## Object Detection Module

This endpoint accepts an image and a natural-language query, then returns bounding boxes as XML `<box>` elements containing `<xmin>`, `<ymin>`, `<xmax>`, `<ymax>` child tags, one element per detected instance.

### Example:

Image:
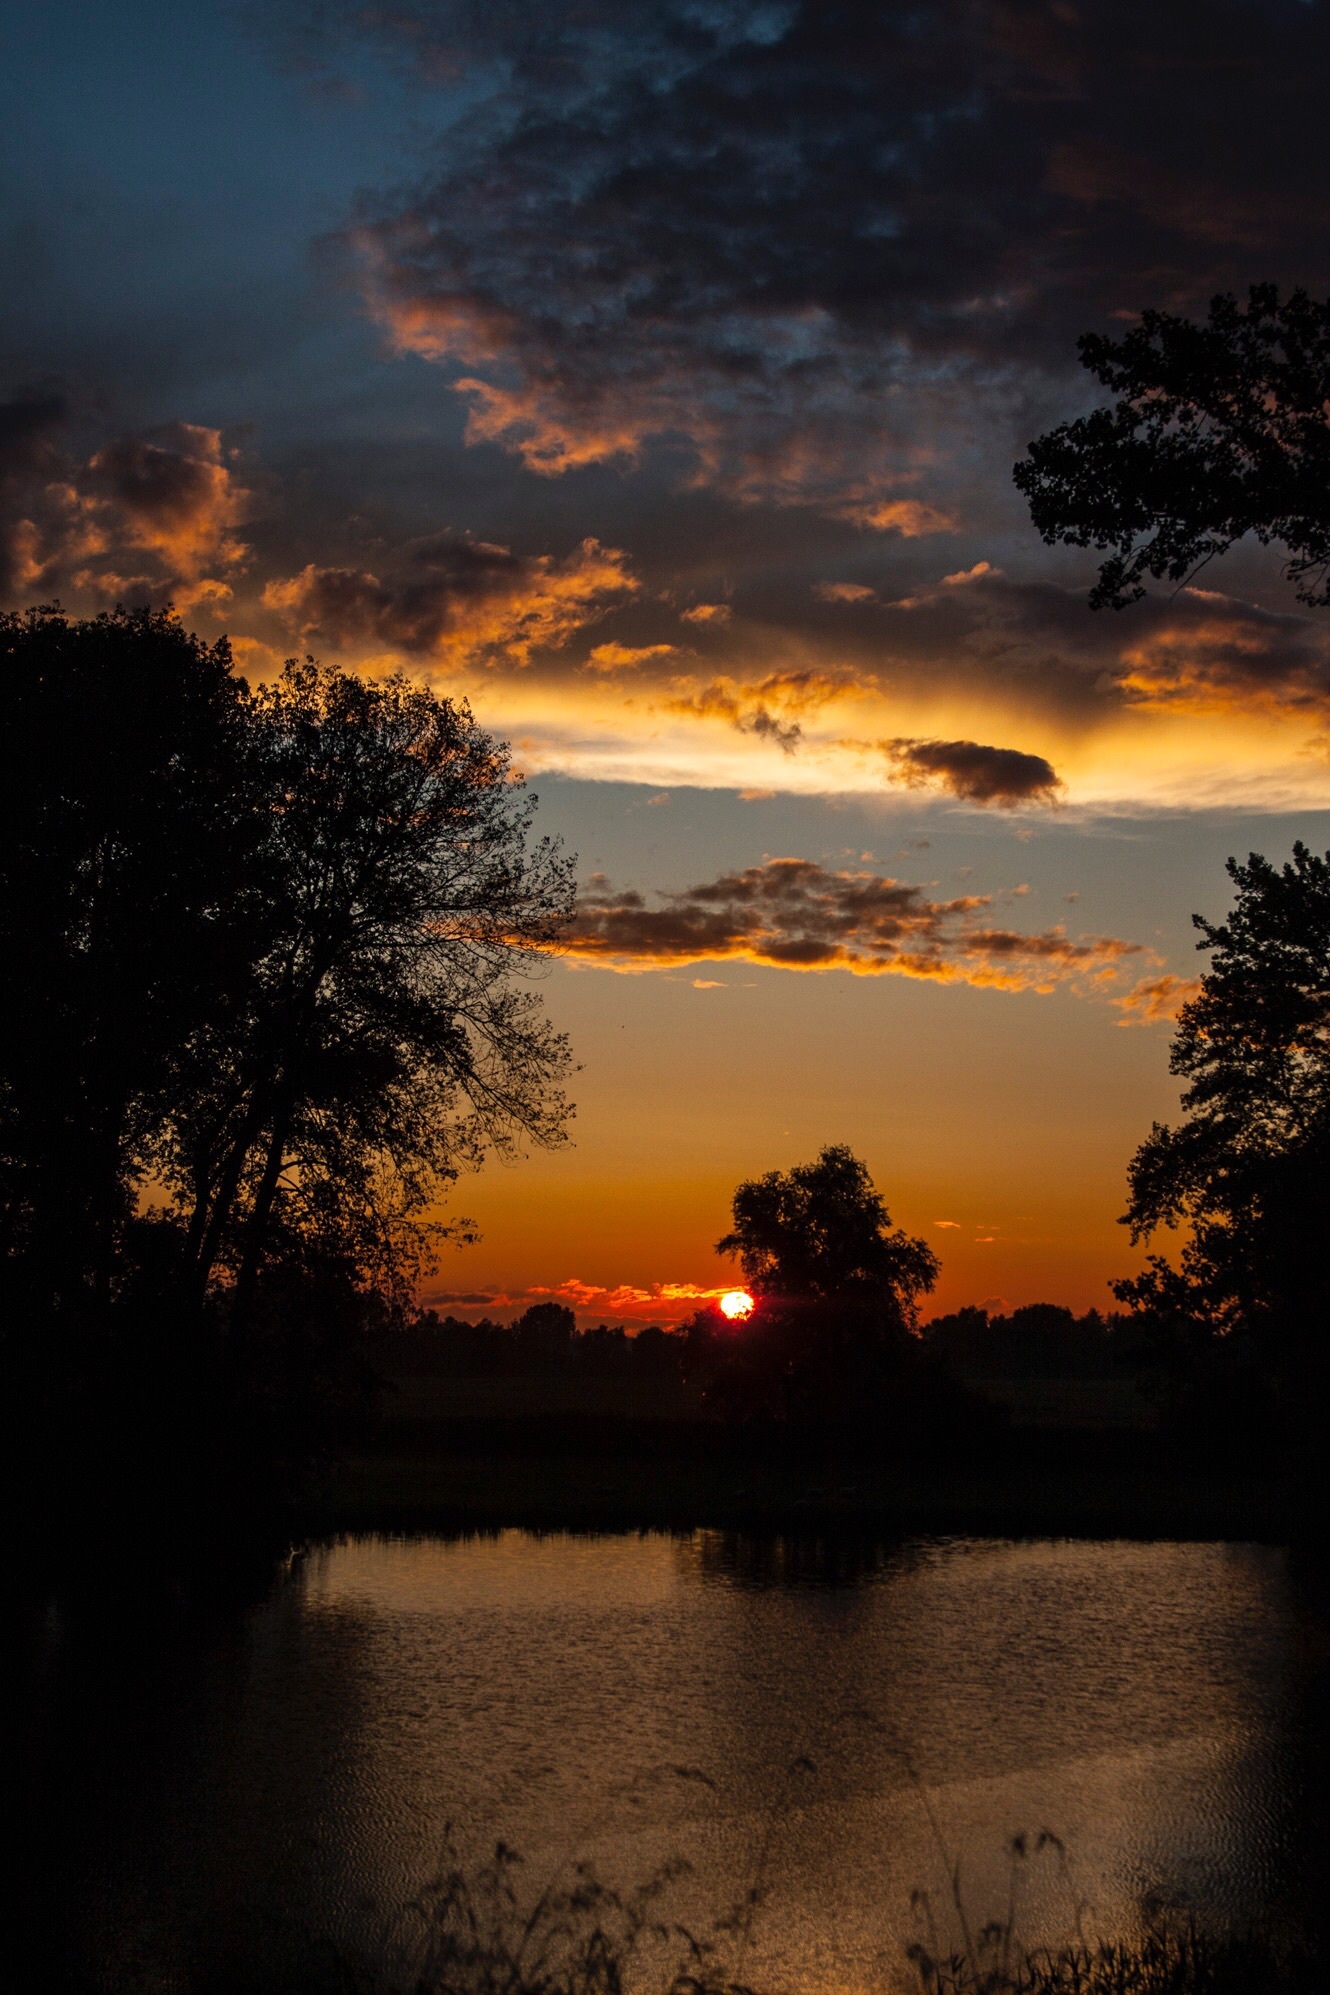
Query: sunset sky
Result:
<box><xmin>5</xmin><ymin>0</ymin><xmax>1329</xmax><ymax>1320</ymax></box>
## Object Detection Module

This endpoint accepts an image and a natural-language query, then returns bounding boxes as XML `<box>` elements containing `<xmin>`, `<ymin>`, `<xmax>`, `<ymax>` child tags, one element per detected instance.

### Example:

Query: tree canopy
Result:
<box><xmin>1114</xmin><ymin>843</ymin><xmax>1330</xmax><ymax>1406</ymax></box>
<box><xmin>1014</xmin><ymin>285</ymin><xmax>1330</xmax><ymax>609</ymax></box>
<box><xmin>0</xmin><ymin>604</ymin><xmax>253</xmax><ymax>1330</ymax></box>
<box><xmin>690</xmin><ymin>1145</ymin><xmax>940</xmax><ymax>1425</ymax></box>
<box><xmin>164</xmin><ymin>656</ymin><xmax>574</xmax><ymax>1318</ymax></box>
<box><xmin>717</xmin><ymin>1142</ymin><xmax>938</xmax><ymax>1321</ymax></box>
<box><xmin>0</xmin><ymin>606</ymin><xmax>575</xmax><ymax>1467</ymax></box>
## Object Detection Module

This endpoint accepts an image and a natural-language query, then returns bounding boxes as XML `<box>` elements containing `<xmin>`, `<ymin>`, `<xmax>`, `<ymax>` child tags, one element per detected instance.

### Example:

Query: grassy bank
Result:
<box><xmin>306</xmin><ymin>1392</ymin><xmax>1292</xmax><ymax>1543</ymax></box>
<box><xmin>275</xmin><ymin>1832</ymin><xmax>1318</xmax><ymax>1995</ymax></box>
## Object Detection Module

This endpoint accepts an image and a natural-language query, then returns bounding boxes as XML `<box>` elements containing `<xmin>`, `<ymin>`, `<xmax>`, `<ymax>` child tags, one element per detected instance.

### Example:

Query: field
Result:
<box><xmin>376</xmin><ymin>1369</ymin><xmax>1157</xmax><ymax>1432</ymax></box>
<box><xmin>310</xmin><ymin>1365</ymin><xmax>1282</xmax><ymax>1544</ymax></box>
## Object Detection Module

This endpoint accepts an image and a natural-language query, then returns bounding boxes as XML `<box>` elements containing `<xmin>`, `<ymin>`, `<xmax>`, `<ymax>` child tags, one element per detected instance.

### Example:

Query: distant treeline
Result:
<box><xmin>923</xmin><ymin>1303</ymin><xmax>1136</xmax><ymax>1380</ymax></box>
<box><xmin>378</xmin><ymin>1299</ymin><xmax>1138</xmax><ymax>1385</ymax></box>
<box><xmin>378</xmin><ymin>1303</ymin><xmax>684</xmax><ymax>1379</ymax></box>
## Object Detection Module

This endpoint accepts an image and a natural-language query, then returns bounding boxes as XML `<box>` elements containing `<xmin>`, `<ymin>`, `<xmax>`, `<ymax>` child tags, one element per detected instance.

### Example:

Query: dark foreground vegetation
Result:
<box><xmin>182</xmin><ymin>1829</ymin><xmax>1319</xmax><ymax>1995</ymax></box>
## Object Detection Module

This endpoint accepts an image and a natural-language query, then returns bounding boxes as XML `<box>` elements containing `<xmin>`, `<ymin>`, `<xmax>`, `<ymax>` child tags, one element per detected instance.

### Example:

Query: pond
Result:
<box><xmin>16</xmin><ymin>1531</ymin><xmax>1322</xmax><ymax>1992</ymax></box>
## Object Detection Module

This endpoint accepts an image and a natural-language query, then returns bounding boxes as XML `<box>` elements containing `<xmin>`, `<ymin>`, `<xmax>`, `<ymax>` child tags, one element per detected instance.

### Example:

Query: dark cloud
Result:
<box><xmin>566</xmin><ymin>856</ymin><xmax>1143</xmax><ymax>991</ymax></box>
<box><xmin>263</xmin><ymin>531</ymin><xmax>637</xmax><ymax>662</ymax></box>
<box><xmin>1111</xmin><ymin>588</ymin><xmax>1330</xmax><ymax>713</ymax></box>
<box><xmin>88</xmin><ymin>429</ymin><xmax>234</xmax><ymax>543</ymax></box>
<box><xmin>0</xmin><ymin>390</ymin><xmax>67</xmax><ymax>597</ymax></box>
<box><xmin>886</xmin><ymin>737</ymin><xmax>1063</xmax><ymax>806</ymax></box>
<box><xmin>0</xmin><ymin>390</ymin><xmax>65</xmax><ymax>481</ymax></box>
<box><xmin>84</xmin><ymin>423</ymin><xmax>250</xmax><ymax>582</ymax></box>
<box><xmin>321</xmin><ymin>0</ymin><xmax>1330</xmax><ymax>509</ymax></box>
<box><xmin>872</xmin><ymin>567</ymin><xmax>1330</xmax><ymax>718</ymax></box>
<box><xmin>0</xmin><ymin>411</ymin><xmax>249</xmax><ymax>610</ymax></box>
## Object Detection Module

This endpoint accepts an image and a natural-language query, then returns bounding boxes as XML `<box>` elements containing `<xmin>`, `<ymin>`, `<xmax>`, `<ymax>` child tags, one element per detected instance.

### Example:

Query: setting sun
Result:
<box><xmin>719</xmin><ymin>1289</ymin><xmax>754</xmax><ymax>1321</ymax></box>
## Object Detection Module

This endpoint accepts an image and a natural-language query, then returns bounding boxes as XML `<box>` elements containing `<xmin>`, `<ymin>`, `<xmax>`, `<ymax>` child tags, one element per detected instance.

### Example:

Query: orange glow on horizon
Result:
<box><xmin>719</xmin><ymin>1289</ymin><xmax>754</xmax><ymax>1321</ymax></box>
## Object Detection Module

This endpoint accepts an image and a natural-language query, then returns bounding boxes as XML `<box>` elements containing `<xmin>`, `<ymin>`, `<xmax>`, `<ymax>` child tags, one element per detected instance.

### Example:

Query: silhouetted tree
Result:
<box><xmin>924</xmin><ymin>1303</ymin><xmax>1121</xmax><ymax>1381</ymax></box>
<box><xmin>1114</xmin><ymin>844</ymin><xmax>1330</xmax><ymax>1420</ymax></box>
<box><xmin>690</xmin><ymin>1145</ymin><xmax>939</xmax><ymax>1424</ymax></box>
<box><xmin>162</xmin><ymin>658</ymin><xmax>574</xmax><ymax>1332</ymax></box>
<box><xmin>512</xmin><ymin>1300</ymin><xmax>577</xmax><ymax>1366</ymax></box>
<box><xmin>0</xmin><ymin>605</ymin><xmax>253</xmax><ymax>1348</ymax></box>
<box><xmin>718</xmin><ymin>1143</ymin><xmax>939</xmax><ymax>1314</ymax></box>
<box><xmin>0</xmin><ymin>610</ymin><xmax>576</xmax><ymax>1505</ymax></box>
<box><xmin>1015</xmin><ymin>285</ymin><xmax>1330</xmax><ymax>608</ymax></box>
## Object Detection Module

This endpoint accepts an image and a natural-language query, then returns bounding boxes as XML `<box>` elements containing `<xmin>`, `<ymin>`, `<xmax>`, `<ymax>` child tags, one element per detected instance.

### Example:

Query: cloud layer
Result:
<box><xmin>566</xmin><ymin>857</ymin><xmax>1143</xmax><ymax>994</ymax></box>
<box><xmin>263</xmin><ymin>534</ymin><xmax>636</xmax><ymax>664</ymax></box>
<box><xmin>4</xmin><ymin>8</ymin><xmax>1329</xmax><ymax>815</ymax></box>
<box><xmin>423</xmin><ymin>1274</ymin><xmax>737</xmax><ymax>1325</ymax></box>
<box><xmin>333</xmin><ymin>0</ymin><xmax>1330</xmax><ymax>514</ymax></box>
<box><xmin>825</xmin><ymin>566</ymin><xmax>1330</xmax><ymax>724</ymax></box>
<box><xmin>0</xmin><ymin>398</ymin><xmax>249</xmax><ymax>612</ymax></box>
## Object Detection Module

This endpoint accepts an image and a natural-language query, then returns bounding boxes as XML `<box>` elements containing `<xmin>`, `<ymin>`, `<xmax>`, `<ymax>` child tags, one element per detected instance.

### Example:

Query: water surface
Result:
<box><xmin>20</xmin><ymin>1531</ymin><xmax>1316</xmax><ymax>1991</ymax></box>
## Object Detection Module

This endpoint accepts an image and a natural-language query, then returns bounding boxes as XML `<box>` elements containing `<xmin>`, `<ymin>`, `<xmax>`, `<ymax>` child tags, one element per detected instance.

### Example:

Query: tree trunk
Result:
<box><xmin>227</xmin><ymin>1092</ymin><xmax>294</xmax><ymax>1355</ymax></box>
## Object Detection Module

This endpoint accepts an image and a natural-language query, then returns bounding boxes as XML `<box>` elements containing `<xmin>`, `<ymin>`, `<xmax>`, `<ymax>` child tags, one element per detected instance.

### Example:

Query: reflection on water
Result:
<box><xmin>16</xmin><ymin>1531</ymin><xmax>1320</xmax><ymax>1992</ymax></box>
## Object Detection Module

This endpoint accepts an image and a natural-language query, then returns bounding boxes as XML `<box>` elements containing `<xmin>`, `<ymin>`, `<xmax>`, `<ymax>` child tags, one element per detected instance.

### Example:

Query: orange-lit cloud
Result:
<box><xmin>663</xmin><ymin>669</ymin><xmax>858</xmax><ymax>754</ymax></box>
<box><xmin>1</xmin><ymin>402</ymin><xmax>249</xmax><ymax>610</ymax></box>
<box><xmin>585</xmin><ymin>640</ymin><xmax>677</xmax><ymax>673</ymax></box>
<box><xmin>1111</xmin><ymin>972</ymin><xmax>1203</xmax><ymax>1026</ymax></box>
<box><xmin>422</xmin><ymin>1274</ymin><xmax>749</xmax><ymax>1326</ymax></box>
<box><xmin>508</xmin><ymin>1277</ymin><xmax>732</xmax><ymax>1324</ymax></box>
<box><xmin>263</xmin><ymin>534</ymin><xmax>637</xmax><ymax>665</ymax></box>
<box><xmin>1115</xmin><ymin>590</ymin><xmax>1330</xmax><ymax>715</ymax></box>
<box><xmin>453</xmin><ymin>375</ymin><xmax>648</xmax><ymax>477</ymax></box>
<box><xmin>84</xmin><ymin>423</ymin><xmax>249</xmax><ymax>580</ymax></box>
<box><xmin>840</xmin><ymin>497</ymin><xmax>959</xmax><ymax>536</ymax></box>
<box><xmin>564</xmin><ymin>857</ymin><xmax>1146</xmax><ymax>995</ymax></box>
<box><xmin>680</xmin><ymin>602</ymin><xmax>732</xmax><ymax>626</ymax></box>
<box><xmin>665</xmin><ymin>682</ymin><xmax>798</xmax><ymax>751</ymax></box>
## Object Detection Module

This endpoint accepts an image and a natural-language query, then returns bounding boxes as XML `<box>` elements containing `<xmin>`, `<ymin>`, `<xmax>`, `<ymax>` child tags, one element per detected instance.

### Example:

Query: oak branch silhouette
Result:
<box><xmin>1014</xmin><ymin>285</ymin><xmax>1330</xmax><ymax>609</ymax></box>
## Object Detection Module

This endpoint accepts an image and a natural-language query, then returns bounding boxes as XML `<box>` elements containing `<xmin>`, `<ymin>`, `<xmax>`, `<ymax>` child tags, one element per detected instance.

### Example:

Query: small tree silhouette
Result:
<box><xmin>687</xmin><ymin>1145</ymin><xmax>939</xmax><ymax>1425</ymax></box>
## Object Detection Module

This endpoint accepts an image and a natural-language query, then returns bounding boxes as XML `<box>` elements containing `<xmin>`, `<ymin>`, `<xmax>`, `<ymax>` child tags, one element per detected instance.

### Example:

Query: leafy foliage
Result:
<box><xmin>163</xmin><ymin>657</ymin><xmax>575</xmax><ymax>1318</ymax></box>
<box><xmin>1015</xmin><ymin>285</ymin><xmax>1330</xmax><ymax>608</ymax></box>
<box><xmin>0</xmin><ymin>604</ymin><xmax>252</xmax><ymax>1332</ymax></box>
<box><xmin>1114</xmin><ymin>844</ymin><xmax>1330</xmax><ymax>1411</ymax></box>
<box><xmin>717</xmin><ymin>1143</ymin><xmax>939</xmax><ymax>1318</ymax></box>
<box><xmin>0</xmin><ymin>606</ymin><xmax>575</xmax><ymax>1495</ymax></box>
<box><xmin>690</xmin><ymin>1146</ymin><xmax>941</xmax><ymax>1424</ymax></box>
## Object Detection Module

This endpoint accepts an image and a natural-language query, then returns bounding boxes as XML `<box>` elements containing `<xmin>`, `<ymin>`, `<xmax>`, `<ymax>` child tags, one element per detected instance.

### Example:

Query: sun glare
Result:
<box><xmin>719</xmin><ymin>1289</ymin><xmax>754</xmax><ymax>1321</ymax></box>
